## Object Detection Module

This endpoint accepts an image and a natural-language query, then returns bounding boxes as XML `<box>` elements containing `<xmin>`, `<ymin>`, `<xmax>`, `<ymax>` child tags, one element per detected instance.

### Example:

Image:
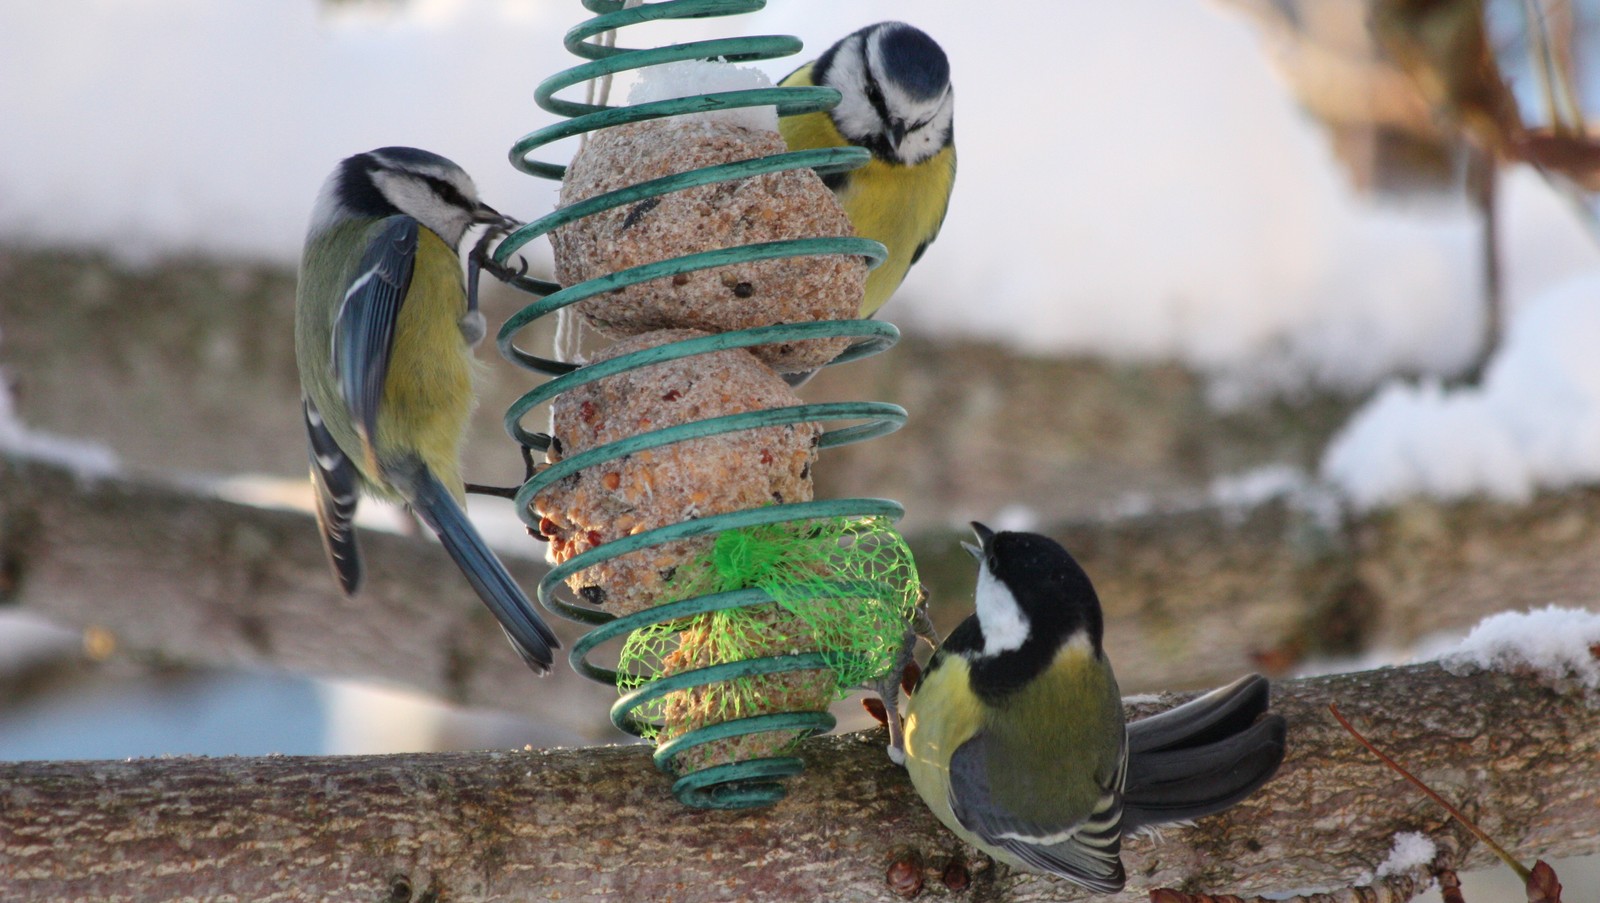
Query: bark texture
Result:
<box><xmin>1</xmin><ymin>664</ymin><xmax>1596</xmax><ymax>902</ymax></box>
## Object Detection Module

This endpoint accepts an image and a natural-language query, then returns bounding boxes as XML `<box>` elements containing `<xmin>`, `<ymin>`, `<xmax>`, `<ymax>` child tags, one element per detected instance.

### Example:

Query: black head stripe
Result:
<box><xmin>854</xmin><ymin>62</ymin><xmax>897</xmax><ymax>161</ymax></box>
<box><xmin>337</xmin><ymin>153</ymin><xmax>401</xmax><ymax>218</ymax></box>
<box><xmin>423</xmin><ymin>174</ymin><xmax>471</xmax><ymax>211</ymax></box>
<box><xmin>336</xmin><ymin>147</ymin><xmax>477</xmax><ymax>221</ymax></box>
<box><xmin>861</xmin><ymin>62</ymin><xmax>892</xmax><ymax>128</ymax></box>
<box><xmin>811</xmin><ymin>25</ymin><xmax>863</xmax><ymax>88</ymax></box>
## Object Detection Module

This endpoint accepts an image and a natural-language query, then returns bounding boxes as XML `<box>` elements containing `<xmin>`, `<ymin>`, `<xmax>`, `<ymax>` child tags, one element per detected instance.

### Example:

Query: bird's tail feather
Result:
<box><xmin>409</xmin><ymin>467</ymin><xmax>559</xmax><ymax>673</ymax></box>
<box><xmin>1128</xmin><ymin>673</ymin><xmax>1271</xmax><ymax>754</ymax></box>
<box><xmin>304</xmin><ymin>397</ymin><xmax>363</xmax><ymax>595</ymax></box>
<box><xmin>1121</xmin><ymin>673</ymin><xmax>1287</xmax><ymax>831</ymax></box>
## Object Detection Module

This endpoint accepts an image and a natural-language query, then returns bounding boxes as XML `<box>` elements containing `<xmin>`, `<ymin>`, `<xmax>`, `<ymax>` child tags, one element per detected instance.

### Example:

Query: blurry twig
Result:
<box><xmin>1523</xmin><ymin>0</ymin><xmax>1584</xmax><ymax>136</ymax></box>
<box><xmin>1330</xmin><ymin>703</ymin><xmax>1566</xmax><ymax>901</ymax></box>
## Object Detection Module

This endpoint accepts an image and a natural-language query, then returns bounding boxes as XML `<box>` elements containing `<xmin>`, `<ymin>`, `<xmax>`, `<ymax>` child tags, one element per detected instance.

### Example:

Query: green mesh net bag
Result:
<box><xmin>616</xmin><ymin>514</ymin><xmax>920</xmax><ymax>773</ymax></box>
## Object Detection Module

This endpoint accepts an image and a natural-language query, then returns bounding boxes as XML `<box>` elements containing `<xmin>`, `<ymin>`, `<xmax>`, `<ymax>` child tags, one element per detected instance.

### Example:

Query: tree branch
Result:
<box><xmin>1</xmin><ymin>663</ymin><xmax>1595</xmax><ymax>902</ymax></box>
<box><xmin>0</xmin><ymin>455</ymin><xmax>619</xmax><ymax>743</ymax></box>
<box><xmin>7</xmin><ymin>453</ymin><xmax>1600</xmax><ymax>711</ymax></box>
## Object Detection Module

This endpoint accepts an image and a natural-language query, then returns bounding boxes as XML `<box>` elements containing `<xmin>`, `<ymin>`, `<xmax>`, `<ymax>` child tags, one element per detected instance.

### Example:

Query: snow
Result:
<box><xmin>0</xmin><ymin>332</ymin><xmax>120</xmax><ymax>479</ymax></box>
<box><xmin>4</xmin><ymin>0</ymin><xmax>1598</xmax><ymax>401</ymax></box>
<box><xmin>1346</xmin><ymin>832</ymin><xmax>1437</xmax><ymax>888</ymax></box>
<box><xmin>1292</xmin><ymin>628</ymin><xmax>1469</xmax><ymax>681</ymax></box>
<box><xmin>1</xmin><ymin>1</ymin><xmax>1599</xmax><ymax>507</ymax></box>
<box><xmin>1321</xmin><ymin>272</ymin><xmax>1600</xmax><ymax>509</ymax></box>
<box><xmin>627</xmin><ymin>60</ymin><xmax>778</xmax><ymax>132</ymax></box>
<box><xmin>1376</xmin><ymin>832</ymin><xmax>1438</xmax><ymax>879</ymax></box>
<box><xmin>1208</xmin><ymin>465</ymin><xmax>1308</xmax><ymax>510</ymax></box>
<box><xmin>1205</xmin><ymin>464</ymin><xmax>1344</xmax><ymax>530</ymax></box>
<box><xmin>1436</xmin><ymin>605</ymin><xmax>1600</xmax><ymax>692</ymax></box>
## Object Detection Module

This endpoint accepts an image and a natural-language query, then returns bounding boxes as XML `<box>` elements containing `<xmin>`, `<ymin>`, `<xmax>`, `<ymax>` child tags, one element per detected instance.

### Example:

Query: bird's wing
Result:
<box><xmin>303</xmin><ymin>395</ymin><xmax>362</xmax><ymax>595</ymax></box>
<box><xmin>776</xmin><ymin>59</ymin><xmax>814</xmax><ymax>89</ymax></box>
<box><xmin>332</xmin><ymin>215</ymin><xmax>418</xmax><ymax>463</ymax></box>
<box><xmin>947</xmin><ymin>728</ymin><xmax>1128</xmax><ymax>893</ymax></box>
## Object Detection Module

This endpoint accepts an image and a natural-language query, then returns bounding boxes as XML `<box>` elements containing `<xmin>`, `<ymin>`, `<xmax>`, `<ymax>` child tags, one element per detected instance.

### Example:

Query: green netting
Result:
<box><xmin>616</xmin><ymin>515</ymin><xmax>920</xmax><ymax>741</ymax></box>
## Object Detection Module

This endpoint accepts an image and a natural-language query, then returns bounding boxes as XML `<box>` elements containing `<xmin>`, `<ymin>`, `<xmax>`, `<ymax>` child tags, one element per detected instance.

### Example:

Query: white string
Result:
<box><xmin>559</xmin><ymin>0</ymin><xmax>644</xmax><ymax>366</ymax></box>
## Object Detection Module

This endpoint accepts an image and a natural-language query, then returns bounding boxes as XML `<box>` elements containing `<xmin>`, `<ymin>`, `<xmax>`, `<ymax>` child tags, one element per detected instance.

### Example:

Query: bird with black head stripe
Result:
<box><xmin>779</xmin><ymin>21</ymin><xmax>956</xmax><ymax>322</ymax></box>
<box><xmin>295</xmin><ymin>146</ymin><xmax>559</xmax><ymax>673</ymax></box>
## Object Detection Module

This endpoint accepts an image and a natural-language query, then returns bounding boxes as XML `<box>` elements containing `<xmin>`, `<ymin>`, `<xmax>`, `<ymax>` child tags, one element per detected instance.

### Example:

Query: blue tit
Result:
<box><xmin>295</xmin><ymin>146</ymin><xmax>559</xmax><ymax>673</ymax></box>
<box><xmin>903</xmin><ymin>524</ymin><xmax>1287</xmax><ymax>892</ymax></box>
<box><xmin>779</xmin><ymin>21</ymin><xmax>956</xmax><ymax>319</ymax></box>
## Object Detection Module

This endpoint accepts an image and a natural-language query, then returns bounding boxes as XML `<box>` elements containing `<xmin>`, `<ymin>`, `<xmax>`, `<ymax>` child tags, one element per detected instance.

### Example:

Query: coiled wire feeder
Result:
<box><xmin>491</xmin><ymin>0</ymin><xmax>908</xmax><ymax>809</ymax></box>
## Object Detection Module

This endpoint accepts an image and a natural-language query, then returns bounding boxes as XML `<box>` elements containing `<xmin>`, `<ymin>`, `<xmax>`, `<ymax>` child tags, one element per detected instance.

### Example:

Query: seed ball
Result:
<box><xmin>535</xmin><ymin>328</ymin><xmax>821</xmax><ymax>614</ymax></box>
<box><xmin>551</xmin><ymin>119</ymin><xmax>866</xmax><ymax>373</ymax></box>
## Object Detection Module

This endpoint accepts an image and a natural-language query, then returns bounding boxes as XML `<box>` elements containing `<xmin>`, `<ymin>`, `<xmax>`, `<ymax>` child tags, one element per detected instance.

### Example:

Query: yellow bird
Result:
<box><xmin>904</xmin><ymin>524</ymin><xmax>1287</xmax><ymax>892</ymax></box>
<box><xmin>780</xmin><ymin>21</ymin><xmax>956</xmax><ymax>319</ymax></box>
<box><xmin>295</xmin><ymin>147</ymin><xmax>558</xmax><ymax>673</ymax></box>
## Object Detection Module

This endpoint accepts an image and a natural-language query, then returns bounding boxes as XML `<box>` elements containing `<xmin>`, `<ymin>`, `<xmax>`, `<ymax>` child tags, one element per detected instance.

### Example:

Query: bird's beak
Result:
<box><xmin>888</xmin><ymin>120</ymin><xmax>908</xmax><ymax>153</ymax></box>
<box><xmin>472</xmin><ymin>203</ymin><xmax>520</xmax><ymax>232</ymax></box>
<box><xmin>962</xmin><ymin>521</ymin><xmax>995</xmax><ymax>562</ymax></box>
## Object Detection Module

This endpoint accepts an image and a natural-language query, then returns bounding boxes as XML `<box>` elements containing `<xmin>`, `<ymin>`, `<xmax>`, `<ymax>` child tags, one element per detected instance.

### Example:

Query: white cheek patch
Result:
<box><xmin>1061</xmin><ymin>629</ymin><xmax>1093</xmax><ymax>658</ymax></box>
<box><xmin>975</xmin><ymin>565</ymin><xmax>1030</xmax><ymax>655</ymax></box>
<box><xmin>372</xmin><ymin>171</ymin><xmax>472</xmax><ymax>245</ymax></box>
<box><xmin>822</xmin><ymin>37</ymin><xmax>881</xmax><ymax>144</ymax></box>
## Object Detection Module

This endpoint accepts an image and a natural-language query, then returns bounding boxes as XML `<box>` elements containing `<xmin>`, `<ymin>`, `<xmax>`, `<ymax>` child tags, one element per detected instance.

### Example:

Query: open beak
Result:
<box><xmin>961</xmin><ymin>521</ymin><xmax>995</xmax><ymax>562</ymax></box>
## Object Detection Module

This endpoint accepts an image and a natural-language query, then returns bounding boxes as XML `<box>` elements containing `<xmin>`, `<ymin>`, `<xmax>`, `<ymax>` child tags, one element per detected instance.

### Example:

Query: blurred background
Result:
<box><xmin>2</xmin><ymin>0</ymin><xmax>1597</xmax><ymax>897</ymax></box>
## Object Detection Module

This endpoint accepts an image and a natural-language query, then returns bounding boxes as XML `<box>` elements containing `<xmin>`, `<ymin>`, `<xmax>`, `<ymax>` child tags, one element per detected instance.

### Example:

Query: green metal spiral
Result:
<box><xmin>493</xmin><ymin>0</ymin><xmax>907</xmax><ymax>809</ymax></box>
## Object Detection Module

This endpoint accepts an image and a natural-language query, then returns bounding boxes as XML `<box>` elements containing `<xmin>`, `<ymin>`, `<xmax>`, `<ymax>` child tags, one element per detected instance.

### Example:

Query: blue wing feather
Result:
<box><xmin>333</xmin><ymin>215</ymin><xmax>417</xmax><ymax>458</ymax></box>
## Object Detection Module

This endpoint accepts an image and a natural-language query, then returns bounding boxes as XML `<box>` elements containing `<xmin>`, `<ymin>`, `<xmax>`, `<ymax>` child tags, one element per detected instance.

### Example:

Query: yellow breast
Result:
<box><xmin>903</xmin><ymin>654</ymin><xmax>986</xmax><ymax>847</ymax></box>
<box><xmin>375</xmin><ymin>227</ymin><xmax>477</xmax><ymax>498</ymax></box>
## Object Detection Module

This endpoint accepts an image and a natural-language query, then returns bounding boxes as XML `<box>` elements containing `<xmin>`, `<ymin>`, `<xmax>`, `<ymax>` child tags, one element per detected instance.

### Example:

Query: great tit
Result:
<box><xmin>903</xmin><ymin>524</ymin><xmax>1287</xmax><ymax>892</ymax></box>
<box><xmin>295</xmin><ymin>146</ymin><xmax>559</xmax><ymax>673</ymax></box>
<box><xmin>779</xmin><ymin>21</ymin><xmax>956</xmax><ymax>320</ymax></box>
